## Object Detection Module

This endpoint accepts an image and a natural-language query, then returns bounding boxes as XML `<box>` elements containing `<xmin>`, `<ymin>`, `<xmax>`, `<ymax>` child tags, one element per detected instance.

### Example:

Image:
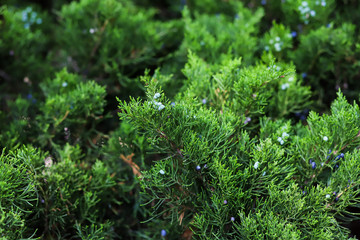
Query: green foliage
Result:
<box><xmin>3</xmin><ymin>0</ymin><xmax>360</xmax><ymax>239</ymax></box>
<box><xmin>36</xmin><ymin>69</ymin><xmax>107</xmax><ymax>149</ymax></box>
<box><xmin>0</xmin><ymin>5</ymin><xmax>52</xmax><ymax>94</ymax></box>
<box><xmin>291</xmin><ymin>23</ymin><xmax>360</xmax><ymax>105</ymax></box>
<box><xmin>118</xmin><ymin>77</ymin><xmax>360</xmax><ymax>239</ymax></box>
<box><xmin>180</xmin><ymin>52</ymin><xmax>311</xmax><ymax>122</ymax></box>
<box><xmin>0</xmin><ymin>146</ymin><xmax>44</xmax><ymax>239</ymax></box>
<box><xmin>281</xmin><ymin>0</ymin><xmax>335</xmax><ymax>28</ymax></box>
<box><xmin>57</xmin><ymin>0</ymin><xmax>180</xmax><ymax>92</ymax></box>
<box><xmin>261</xmin><ymin>21</ymin><xmax>293</xmax><ymax>60</ymax></box>
<box><xmin>179</xmin><ymin>3</ymin><xmax>264</xmax><ymax>65</ymax></box>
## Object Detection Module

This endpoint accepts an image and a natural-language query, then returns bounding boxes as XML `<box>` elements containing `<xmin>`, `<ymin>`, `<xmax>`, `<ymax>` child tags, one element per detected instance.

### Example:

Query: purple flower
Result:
<box><xmin>202</xmin><ymin>99</ymin><xmax>207</xmax><ymax>104</ymax></box>
<box><xmin>161</xmin><ymin>229</ymin><xmax>167</xmax><ymax>237</ymax></box>
<box><xmin>224</xmin><ymin>200</ymin><xmax>228</xmax><ymax>205</ymax></box>
<box><xmin>196</xmin><ymin>165</ymin><xmax>201</xmax><ymax>171</ymax></box>
<box><xmin>203</xmin><ymin>164</ymin><xmax>207</xmax><ymax>169</ymax></box>
<box><xmin>309</xmin><ymin>159</ymin><xmax>313</xmax><ymax>164</ymax></box>
<box><xmin>230</xmin><ymin>217</ymin><xmax>235</xmax><ymax>221</ymax></box>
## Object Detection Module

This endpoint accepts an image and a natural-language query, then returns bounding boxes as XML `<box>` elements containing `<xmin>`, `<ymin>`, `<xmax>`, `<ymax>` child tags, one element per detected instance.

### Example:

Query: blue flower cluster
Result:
<box><xmin>294</xmin><ymin>108</ymin><xmax>309</xmax><ymax>121</ymax></box>
<box><xmin>309</xmin><ymin>159</ymin><xmax>317</xmax><ymax>169</ymax></box>
<box><xmin>21</xmin><ymin>7</ymin><xmax>42</xmax><ymax>29</ymax></box>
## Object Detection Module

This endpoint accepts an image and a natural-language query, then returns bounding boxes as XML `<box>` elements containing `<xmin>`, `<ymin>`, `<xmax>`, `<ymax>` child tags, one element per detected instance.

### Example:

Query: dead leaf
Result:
<box><xmin>182</xmin><ymin>228</ymin><xmax>193</xmax><ymax>240</ymax></box>
<box><xmin>120</xmin><ymin>153</ymin><xmax>142</xmax><ymax>178</ymax></box>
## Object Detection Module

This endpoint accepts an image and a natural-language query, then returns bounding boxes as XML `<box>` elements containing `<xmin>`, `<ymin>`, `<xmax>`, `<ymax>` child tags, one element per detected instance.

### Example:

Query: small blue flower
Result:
<box><xmin>333</xmin><ymin>191</ymin><xmax>337</xmax><ymax>195</ymax></box>
<box><xmin>171</xmin><ymin>102</ymin><xmax>175</xmax><ymax>107</ymax></box>
<box><xmin>158</xmin><ymin>105</ymin><xmax>165</xmax><ymax>111</ymax></box>
<box><xmin>154</xmin><ymin>93</ymin><xmax>161</xmax><ymax>99</ymax></box>
<box><xmin>230</xmin><ymin>217</ymin><xmax>235</xmax><ymax>221</ymax></box>
<box><xmin>161</xmin><ymin>229</ymin><xmax>167</xmax><ymax>237</ymax></box>
<box><xmin>311</xmin><ymin>161</ymin><xmax>316</xmax><ymax>169</ymax></box>
<box><xmin>302</xmin><ymin>191</ymin><xmax>306</xmax><ymax>195</ymax></box>
<box><xmin>30</xmin><ymin>12</ymin><xmax>37</xmax><ymax>21</ymax></box>
<box><xmin>261</xmin><ymin>0</ymin><xmax>267</xmax><ymax>5</ymax></box>
<box><xmin>335</xmin><ymin>197</ymin><xmax>339</xmax><ymax>202</ymax></box>
<box><xmin>302</xmin><ymin>72</ymin><xmax>307</xmax><ymax>78</ymax></box>
<box><xmin>36</xmin><ymin>18</ymin><xmax>42</xmax><ymax>24</ymax></box>
<box><xmin>309</xmin><ymin>159</ymin><xmax>313</xmax><ymax>164</ymax></box>
<box><xmin>244</xmin><ymin>117</ymin><xmax>251</xmax><ymax>124</ymax></box>
<box><xmin>291</xmin><ymin>31</ymin><xmax>297</xmax><ymax>37</ymax></box>
<box><xmin>203</xmin><ymin>164</ymin><xmax>207</xmax><ymax>169</ymax></box>
<box><xmin>224</xmin><ymin>200</ymin><xmax>228</xmax><ymax>205</ymax></box>
<box><xmin>22</xmin><ymin>12</ymin><xmax>28</xmax><ymax>22</ymax></box>
<box><xmin>202</xmin><ymin>99</ymin><xmax>207</xmax><ymax>104</ymax></box>
<box><xmin>196</xmin><ymin>165</ymin><xmax>201</xmax><ymax>171</ymax></box>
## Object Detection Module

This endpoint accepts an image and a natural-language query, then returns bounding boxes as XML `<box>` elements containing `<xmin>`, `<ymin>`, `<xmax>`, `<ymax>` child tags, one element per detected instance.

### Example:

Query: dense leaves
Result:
<box><xmin>2</xmin><ymin>0</ymin><xmax>360</xmax><ymax>239</ymax></box>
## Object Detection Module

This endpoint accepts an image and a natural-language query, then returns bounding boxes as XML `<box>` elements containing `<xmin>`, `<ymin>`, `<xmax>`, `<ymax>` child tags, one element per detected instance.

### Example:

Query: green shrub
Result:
<box><xmin>56</xmin><ymin>0</ymin><xmax>180</xmax><ymax>95</ymax></box>
<box><xmin>118</xmin><ymin>74</ymin><xmax>360</xmax><ymax>239</ymax></box>
<box><xmin>2</xmin><ymin>0</ymin><xmax>360</xmax><ymax>239</ymax></box>
<box><xmin>0</xmin><ymin>5</ymin><xmax>52</xmax><ymax>94</ymax></box>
